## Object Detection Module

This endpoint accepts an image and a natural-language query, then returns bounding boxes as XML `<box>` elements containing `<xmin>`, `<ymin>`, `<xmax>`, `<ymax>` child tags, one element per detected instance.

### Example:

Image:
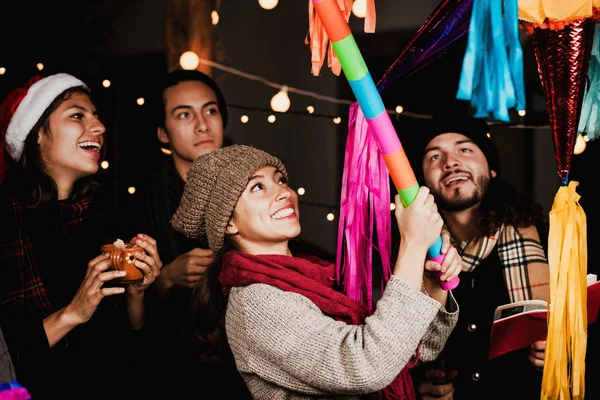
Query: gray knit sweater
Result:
<box><xmin>225</xmin><ymin>276</ymin><xmax>458</xmax><ymax>399</ymax></box>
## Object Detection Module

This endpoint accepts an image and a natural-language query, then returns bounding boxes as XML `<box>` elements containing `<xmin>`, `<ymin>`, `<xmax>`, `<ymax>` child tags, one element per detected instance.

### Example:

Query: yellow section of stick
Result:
<box><xmin>542</xmin><ymin>181</ymin><xmax>587</xmax><ymax>400</ymax></box>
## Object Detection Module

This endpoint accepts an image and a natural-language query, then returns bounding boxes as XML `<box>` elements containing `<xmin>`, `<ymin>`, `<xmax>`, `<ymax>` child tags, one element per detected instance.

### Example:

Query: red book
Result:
<box><xmin>488</xmin><ymin>276</ymin><xmax>600</xmax><ymax>360</ymax></box>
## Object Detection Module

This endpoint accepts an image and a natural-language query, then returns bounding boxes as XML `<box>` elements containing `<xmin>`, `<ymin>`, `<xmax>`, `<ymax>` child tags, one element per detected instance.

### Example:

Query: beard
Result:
<box><xmin>430</xmin><ymin>173</ymin><xmax>491</xmax><ymax>212</ymax></box>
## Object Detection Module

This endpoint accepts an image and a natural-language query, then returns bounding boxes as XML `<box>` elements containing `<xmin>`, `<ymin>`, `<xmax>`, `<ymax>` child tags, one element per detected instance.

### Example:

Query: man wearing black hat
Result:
<box><xmin>409</xmin><ymin>114</ymin><xmax>550</xmax><ymax>399</ymax></box>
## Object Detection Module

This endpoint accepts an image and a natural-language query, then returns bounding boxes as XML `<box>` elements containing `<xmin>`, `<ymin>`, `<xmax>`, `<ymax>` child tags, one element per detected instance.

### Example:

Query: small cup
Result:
<box><xmin>100</xmin><ymin>243</ymin><xmax>145</xmax><ymax>283</ymax></box>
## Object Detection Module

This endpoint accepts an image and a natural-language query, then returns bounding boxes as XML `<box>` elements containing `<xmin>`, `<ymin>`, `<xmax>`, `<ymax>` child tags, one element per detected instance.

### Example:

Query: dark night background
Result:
<box><xmin>1</xmin><ymin>0</ymin><xmax>598</xmax><ymax>276</ymax></box>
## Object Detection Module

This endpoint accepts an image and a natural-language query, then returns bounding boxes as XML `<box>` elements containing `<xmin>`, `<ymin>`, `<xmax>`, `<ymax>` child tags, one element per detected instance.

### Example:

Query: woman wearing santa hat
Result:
<box><xmin>0</xmin><ymin>73</ymin><xmax>162</xmax><ymax>399</ymax></box>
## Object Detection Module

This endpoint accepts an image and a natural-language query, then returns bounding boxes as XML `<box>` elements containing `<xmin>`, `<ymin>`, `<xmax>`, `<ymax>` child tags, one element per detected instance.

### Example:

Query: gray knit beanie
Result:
<box><xmin>171</xmin><ymin>144</ymin><xmax>288</xmax><ymax>253</ymax></box>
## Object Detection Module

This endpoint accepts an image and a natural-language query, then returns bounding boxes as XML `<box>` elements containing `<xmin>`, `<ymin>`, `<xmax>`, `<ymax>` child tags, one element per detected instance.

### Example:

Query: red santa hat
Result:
<box><xmin>0</xmin><ymin>73</ymin><xmax>87</xmax><ymax>183</ymax></box>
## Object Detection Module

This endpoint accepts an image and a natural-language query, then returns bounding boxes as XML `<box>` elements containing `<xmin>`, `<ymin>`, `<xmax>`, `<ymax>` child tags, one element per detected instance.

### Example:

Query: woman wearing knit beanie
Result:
<box><xmin>0</xmin><ymin>73</ymin><xmax>162</xmax><ymax>399</ymax></box>
<box><xmin>171</xmin><ymin>144</ymin><xmax>461</xmax><ymax>399</ymax></box>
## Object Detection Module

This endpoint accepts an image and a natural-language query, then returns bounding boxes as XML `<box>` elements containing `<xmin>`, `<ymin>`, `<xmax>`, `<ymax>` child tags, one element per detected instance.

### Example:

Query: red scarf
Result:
<box><xmin>219</xmin><ymin>251</ymin><xmax>418</xmax><ymax>400</ymax></box>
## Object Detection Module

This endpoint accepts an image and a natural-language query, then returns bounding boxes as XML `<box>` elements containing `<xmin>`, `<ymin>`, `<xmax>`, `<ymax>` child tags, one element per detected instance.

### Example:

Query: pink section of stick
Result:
<box><xmin>429</xmin><ymin>255</ymin><xmax>445</xmax><ymax>264</ymax></box>
<box><xmin>366</xmin><ymin>112</ymin><xmax>401</xmax><ymax>155</ymax></box>
<box><xmin>439</xmin><ymin>275</ymin><xmax>459</xmax><ymax>290</ymax></box>
<box><xmin>430</xmin><ymin>254</ymin><xmax>460</xmax><ymax>290</ymax></box>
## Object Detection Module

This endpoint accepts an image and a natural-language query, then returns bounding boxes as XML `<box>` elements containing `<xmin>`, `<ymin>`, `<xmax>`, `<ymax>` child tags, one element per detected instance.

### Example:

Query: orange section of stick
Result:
<box><xmin>313</xmin><ymin>0</ymin><xmax>352</xmax><ymax>42</ymax></box>
<box><xmin>383</xmin><ymin>149</ymin><xmax>417</xmax><ymax>191</ymax></box>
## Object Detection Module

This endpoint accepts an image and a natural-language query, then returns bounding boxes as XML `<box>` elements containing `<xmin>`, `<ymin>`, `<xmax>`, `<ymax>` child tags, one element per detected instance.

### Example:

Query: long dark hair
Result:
<box><xmin>477</xmin><ymin>176</ymin><xmax>546</xmax><ymax>238</ymax></box>
<box><xmin>16</xmin><ymin>86</ymin><xmax>103</xmax><ymax>208</ymax></box>
<box><xmin>186</xmin><ymin>236</ymin><xmax>236</xmax><ymax>363</ymax></box>
<box><xmin>391</xmin><ymin>176</ymin><xmax>548</xmax><ymax>261</ymax></box>
<box><xmin>186</xmin><ymin>234</ymin><xmax>335</xmax><ymax>363</ymax></box>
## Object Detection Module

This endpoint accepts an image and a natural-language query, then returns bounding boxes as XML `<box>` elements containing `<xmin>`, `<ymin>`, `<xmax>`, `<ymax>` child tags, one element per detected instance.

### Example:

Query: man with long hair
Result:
<box><xmin>409</xmin><ymin>114</ymin><xmax>550</xmax><ymax>400</ymax></box>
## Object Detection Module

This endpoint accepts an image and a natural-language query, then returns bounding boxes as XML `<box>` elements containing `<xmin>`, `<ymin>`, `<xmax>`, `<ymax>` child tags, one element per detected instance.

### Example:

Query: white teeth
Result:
<box><xmin>271</xmin><ymin>208</ymin><xmax>294</xmax><ymax>219</ymax></box>
<box><xmin>445</xmin><ymin>176</ymin><xmax>467</xmax><ymax>186</ymax></box>
<box><xmin>78</xmin><ymin>141</ymin><xmax>100</xmax><ymax>151</ymax></box>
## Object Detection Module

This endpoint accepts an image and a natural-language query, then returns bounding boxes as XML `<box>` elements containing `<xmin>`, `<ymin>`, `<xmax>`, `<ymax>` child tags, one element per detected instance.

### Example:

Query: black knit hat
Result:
<box><xmin>416</xmin><ymin>113</ymin><xmax>500</xmax><ymax>175</ymax></box>
<box><xmin>157</xmin><ymin>69</ymin><xmax>228</xmax><ymax>129</ymax></box>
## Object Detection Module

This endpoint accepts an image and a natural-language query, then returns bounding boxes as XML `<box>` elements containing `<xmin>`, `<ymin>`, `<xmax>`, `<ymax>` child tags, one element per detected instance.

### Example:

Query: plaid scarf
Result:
<box><xmin>0</xmin><ymin>195</ymin><xmax>96</xmax><ymax>362</ymax></box>
<box><xmin>220</xmin><ymin>251</ymin><xmax>419</xmax><ymax>400</ymax></box>
<box><xmin>445</xmin><ymin>223</ymin><xmax>549</xmax><ymax>302</ymax></box>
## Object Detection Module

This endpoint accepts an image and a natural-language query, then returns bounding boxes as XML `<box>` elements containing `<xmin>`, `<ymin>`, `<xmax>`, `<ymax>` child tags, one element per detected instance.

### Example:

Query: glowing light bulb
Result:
<box><xmin>390</xmin><ymin>203</ymin><xmax>396</xmax><ymax>211</ymax></box>
<box><xmin>518</xmin><ymin>109</ymin><xmax>527</xmax><ymax>117</ymax></box>
<box><xmin>326</xmin><ymin>213</ymin><xmax>335</xmax><ymax>221</ymax></box>
<box><xmin>211</xmin><ymin>10</ymin><xmax>219</xmax><ymax>25</ymax></box>
<box><xmin>180</xmin><ymin>51</ymin><xmax>200</xmax><ymax>70</ymax></box>
<box><xmin>270</xmin><ymin>86</ymin><xmax>290</xmax><ymax>112</ymax></box>
<box><xmin>307</xmin><ymin>106</ymin><xmax>314</xmax><ymax>114</ymax></box>
<box><xmin>574</xmin><ymin>134</ymin><xmax>587</xmax><ymax>155</ymax></box>
<box><xmin>395</xmin><ymin>105</ymin><xmax>403</xmax><ymax>114</ymax></box>
<box><xmin>102</xmin><ymin>80</ymin><xmax>111</xmax><ymax>88</ymax></box>
<box><xmin>136</xmin><ymin>98</ymin><xmax>145</xmax><ymax>106</ymax></box>
<box><xmin>297</xmin><ymin>187</ymin><xmax>306</xmax><ymax>195</ymax></box>
<box><xmin>267</xmin><ymin>115</ymin><xmax>276</xmax><ymax>123</ymax></box>
<box><xmin>100</xmin><ymin>161</ymin><xmax>109</xmax><ymax>169</ymax></box>
<box><xmin>333</xmin><ymin>117</ymin><xmax>341</xmax><ymax>124</ymax></box>
<box><xmin>352</xmin><ymin>0</ymin><xmax>367</xmax><ymax>18</ymax></box>
<box><xmin>160</xmin><ymin>148</ymin><xmax>172</xmax><ymax>155</ymax></box>
<box><xmin>258</xmin><ymin>0</ymin><xmax>278</xmax><ymax>10</ymax></box>
<box><xmin>128</xmin><ymin>186</ymin><xmax>136</xmax><ymax>195</ymax></box>
<box><xmin>241</xmin><ymin>115</ymin><xmax>249</xmax><ymax>123</ymax></box>
<box><xmin>36</xmin><ymin>63</ymin><xmax>44</xmax><ymax>71</ymax></box>
<box><xmin>0</xmin><ymin>67</ymin><xmax>5</xmax><ymax>75</ymax></box>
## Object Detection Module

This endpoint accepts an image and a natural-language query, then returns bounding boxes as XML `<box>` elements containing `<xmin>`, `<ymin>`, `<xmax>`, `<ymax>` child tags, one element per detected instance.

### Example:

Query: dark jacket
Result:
<box><xmin>412</xmin><ymin>247</ymin><xmax>543</xmax><ymax>400</ymax></box>
<box><xmin>134</xmin><ymin>156</ymin><xmax>251</xmax><ymax>399</ymax></box>
<box><xmin>0</xmin><ymin>179</ymin><xmax>140</xmax><ymax>399</ymax></box>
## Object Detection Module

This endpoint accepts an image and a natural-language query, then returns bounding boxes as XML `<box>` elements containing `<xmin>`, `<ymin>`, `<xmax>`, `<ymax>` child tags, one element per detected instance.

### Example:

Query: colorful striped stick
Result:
<box><xmin>312</xmin><ymin>0</ymin><xmax>459</xmax><ymax>290</ymax></box>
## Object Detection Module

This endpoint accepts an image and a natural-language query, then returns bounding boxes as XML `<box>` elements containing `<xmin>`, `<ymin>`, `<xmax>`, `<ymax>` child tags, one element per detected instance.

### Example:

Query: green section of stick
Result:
<box><xmin>332</xmin><ymin>35</ymin><xmax>369</xmax><ymax>81</ymax></box>
<box><xmin>398</xmin><ymin>181</ymin><xmax>420</xmax><ymax>208</ymax></box>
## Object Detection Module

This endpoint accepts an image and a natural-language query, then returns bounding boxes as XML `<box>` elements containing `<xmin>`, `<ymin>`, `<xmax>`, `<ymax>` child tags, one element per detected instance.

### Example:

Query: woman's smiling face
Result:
<box><xmin>226</xmin><ymin>166</ymin><xmax>301</xmax><ymax>252</ymax></box>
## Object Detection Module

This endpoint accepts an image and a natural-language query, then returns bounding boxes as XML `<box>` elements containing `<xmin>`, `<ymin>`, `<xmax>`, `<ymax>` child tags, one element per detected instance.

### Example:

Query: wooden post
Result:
<box><xmin>165</xmin><ymin>0</ymin><xmax>216</xmax><ymax>76</ymax></box>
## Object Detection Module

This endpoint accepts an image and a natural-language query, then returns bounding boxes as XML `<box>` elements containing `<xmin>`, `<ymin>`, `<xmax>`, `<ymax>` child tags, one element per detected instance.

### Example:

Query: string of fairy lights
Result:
<box><xmin>0</xmin><ymin>61</ymin><xmax>369</xmax><ymax>223</ymax></box>
<box><xmin>0</xmin><ymin>57</ymin><xmax>591</xmax><ymax>222</ymax></box>
<box><xmin>0</xmin><ymin>0</ymin><xmax>591</xmax><ymax>222</ymax></box>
